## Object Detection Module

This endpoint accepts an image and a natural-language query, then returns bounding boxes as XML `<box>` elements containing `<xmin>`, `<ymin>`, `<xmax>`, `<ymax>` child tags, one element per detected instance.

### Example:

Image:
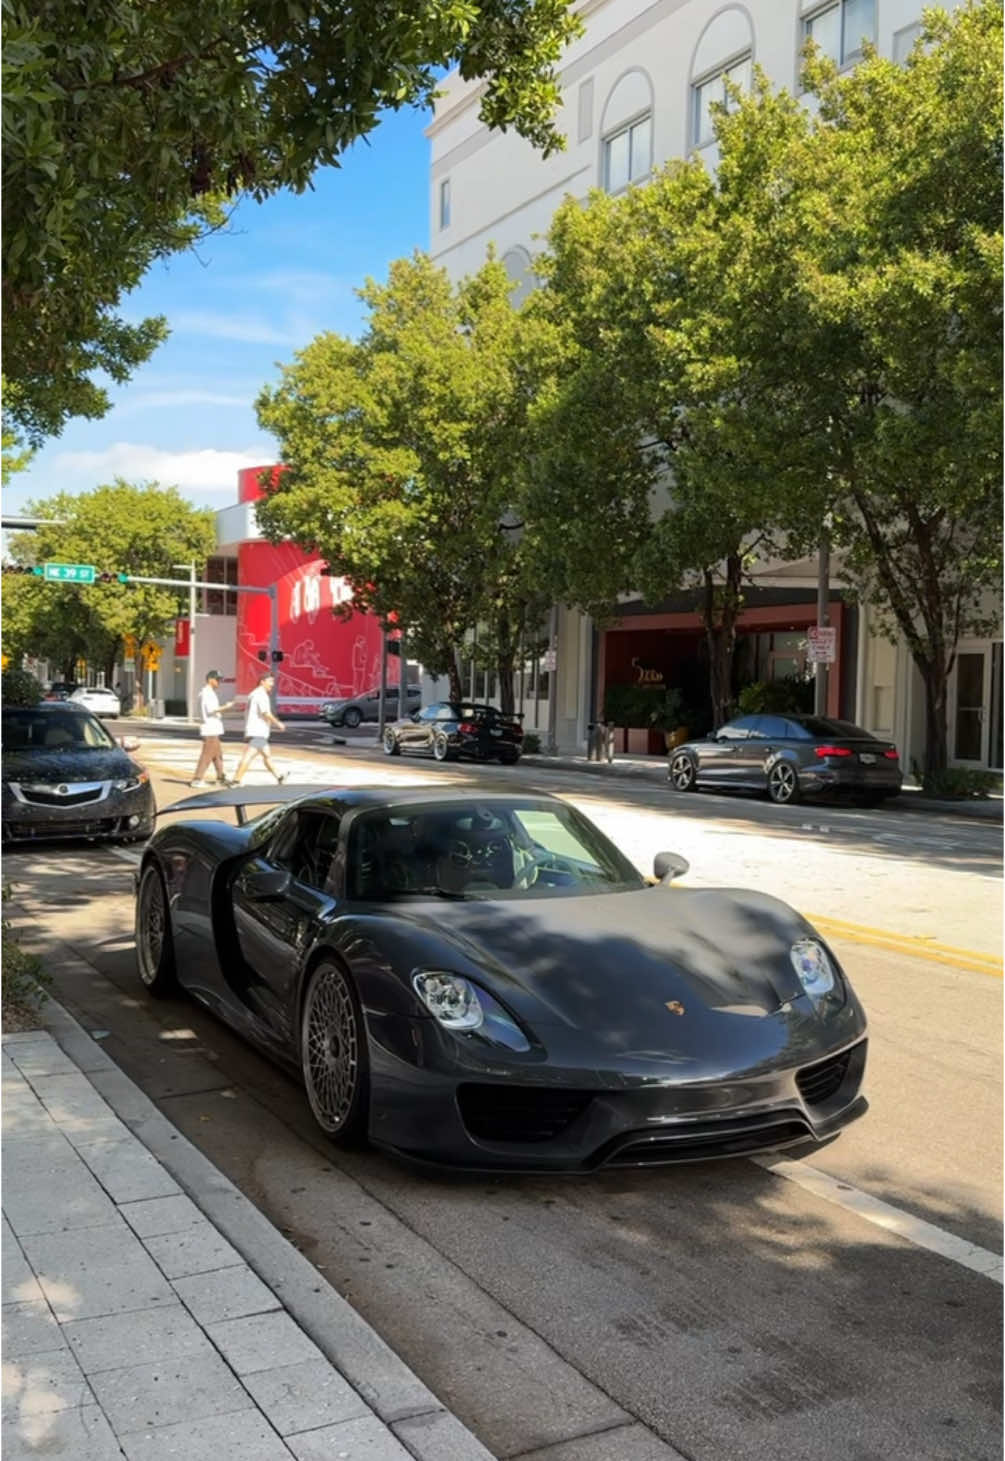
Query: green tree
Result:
<box><xmin>256</xmin><ymin>252</ymin><xmax>558</xmax><ymax>705</ymax></box>
<box><xmin>4</xmin><ymin>482</ymin><xmax>215</xmax><ymax>687</ymax></box>
<box><xmin>3</xmin><ymin>0</ymin><xmax>580</xmax><ymax>442</ymax></box>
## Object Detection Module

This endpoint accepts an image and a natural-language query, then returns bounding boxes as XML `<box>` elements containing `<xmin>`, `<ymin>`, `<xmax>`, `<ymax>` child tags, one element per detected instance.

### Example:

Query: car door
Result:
<box><xmin>698</xmin><ymin>717</ymin><xmax>753</xmax><ymax>784</ymax></box>
<box><xmin>403</xmin><ymin>704</ymin><xmax>439</xmax><ymax>751</ymax></box>
<box><xmin>733</xmin><ymin>715</ymin><xmax>791</xmax><ymax>786</ymax></box>
<box><xmin>231</xmin><ymin>808</ymin><xmax>341</xmax><ymax>1046</ymax></box>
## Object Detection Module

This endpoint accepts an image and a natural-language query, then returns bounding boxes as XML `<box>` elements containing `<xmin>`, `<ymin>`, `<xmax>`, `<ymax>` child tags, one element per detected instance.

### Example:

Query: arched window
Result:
<box><xmin>690</xmin><ymin>7</ymin><xmax>754</xmax><ymax>149</ymax></box>
<box><xmin>502</xmin><ymin>247</ymin><xmax>535</xmax><ymax>307</ymax></box>
<box><xmin>599</xmin><ymin>69</ymin><xmax>654</xmax><ymax>194</ymax></box>
<box><xmin>803</xmin><ymin>0</ymin><xmax>876</xmax><ymax>68</ymax></box>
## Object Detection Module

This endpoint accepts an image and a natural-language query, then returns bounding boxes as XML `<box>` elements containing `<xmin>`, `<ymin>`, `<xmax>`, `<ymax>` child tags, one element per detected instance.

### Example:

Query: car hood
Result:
<box><xmin>380</xmin><ymin>886</ymin><xmax>848</xmax><ymax>1066</ymax></box>
<box><xmin>2</xmin><ymin>748</ymin><xmax>136</xmax><ymax>784</ymax></box>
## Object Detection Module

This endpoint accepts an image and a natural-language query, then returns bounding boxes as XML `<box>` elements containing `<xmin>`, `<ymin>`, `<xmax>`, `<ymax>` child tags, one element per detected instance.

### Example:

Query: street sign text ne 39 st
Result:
<box><xmin>43</xmin><ymin>563</ymin><xmax>95</xmax><ymax>584</ymax></box>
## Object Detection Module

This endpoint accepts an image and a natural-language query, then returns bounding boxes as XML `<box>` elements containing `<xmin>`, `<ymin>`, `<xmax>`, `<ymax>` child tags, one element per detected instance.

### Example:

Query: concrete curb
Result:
<box><xmin>36</xmin><ymin>994</ymin><xmax>496</xmax><ymax>1461</ymax></box>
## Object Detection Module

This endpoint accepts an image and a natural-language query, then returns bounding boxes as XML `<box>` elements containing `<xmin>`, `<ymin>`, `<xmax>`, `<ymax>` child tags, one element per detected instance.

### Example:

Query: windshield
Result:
<box><xmin>795</xmin><ymin>717</ymin><xmax>876</xmax><ymax>740</ymax></box>
<box><xmin>348</xmin><ymin>799</ymin><xmax>644</xmax><ymax>901</ymax></box>
<box><xmin>2</xmin><ymin>709</ymin><xmax>116</xmax><ymax>752</ymax></box>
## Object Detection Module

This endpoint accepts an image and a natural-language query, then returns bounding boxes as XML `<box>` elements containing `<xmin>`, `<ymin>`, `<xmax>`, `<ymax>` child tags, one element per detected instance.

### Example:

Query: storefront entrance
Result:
<box><xmin>951</xmin><ymin>641</ymin><xmax>1004</xmax><ymax>770</ymax></box>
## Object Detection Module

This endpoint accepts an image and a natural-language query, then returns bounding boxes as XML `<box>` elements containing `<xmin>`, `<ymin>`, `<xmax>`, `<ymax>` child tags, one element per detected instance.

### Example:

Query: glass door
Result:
<box><xmin>953</xmin><ymin>649</ymin><xmax>989</xmax><ymax>764</ymax></box>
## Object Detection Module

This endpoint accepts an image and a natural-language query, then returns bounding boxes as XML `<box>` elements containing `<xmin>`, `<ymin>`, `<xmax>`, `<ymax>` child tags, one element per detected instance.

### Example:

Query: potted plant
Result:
<box><xmin>647</xmin><ymin>687</ymin><xmax>686</xmax><ymax>754</ymax></box>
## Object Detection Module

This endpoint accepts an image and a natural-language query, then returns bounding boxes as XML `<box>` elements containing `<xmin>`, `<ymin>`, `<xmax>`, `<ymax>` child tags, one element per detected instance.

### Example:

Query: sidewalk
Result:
<box><xmin>2</xmin><ymin>1005</ymin><xmax>495</xmax><ymax>1461</ymax></box>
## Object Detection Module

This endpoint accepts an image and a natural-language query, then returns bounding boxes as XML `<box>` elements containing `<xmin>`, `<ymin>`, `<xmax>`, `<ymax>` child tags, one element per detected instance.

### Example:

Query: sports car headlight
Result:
<box><xmin>113</xmin><ymin>772</ymin><xmax>149</xmax><ymax>792</ymax></box>
<box><xmin>412</xmin><ymin>971</ymin><xmax>531</xmax><ymax>1052</ymax></box>
<box><xmin>790</xmin><ymin>939</ymin><xmax>836</xmax><ymax>999</ymax></box>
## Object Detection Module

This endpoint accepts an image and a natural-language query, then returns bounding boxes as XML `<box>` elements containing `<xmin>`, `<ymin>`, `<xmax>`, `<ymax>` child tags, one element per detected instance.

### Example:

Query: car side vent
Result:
<box><xmin>457</xmin><ymin>1084</ymin><xmax>593</xmax><ymax>1143</ymax></box>
<box><xmin>796</xmin><ymin>1048</ymin><xmax>852</xmax><ymax>1107</ymax></box>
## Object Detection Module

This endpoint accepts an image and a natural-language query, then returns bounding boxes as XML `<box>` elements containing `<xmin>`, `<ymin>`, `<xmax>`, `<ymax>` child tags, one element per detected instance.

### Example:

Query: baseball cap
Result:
<box><xmin>206</xmin><ymin>669</ymin><xmax>221</xmax><ymax>680</ymax></box>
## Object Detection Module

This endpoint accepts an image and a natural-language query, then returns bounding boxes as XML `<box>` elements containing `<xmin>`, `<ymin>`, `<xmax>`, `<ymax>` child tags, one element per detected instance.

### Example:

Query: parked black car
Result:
<box><xmin>383</xmin><ymin>702</ymin><xmax>523</xmax><ymax>764</ymax></box>
<box><xmin>668</xmin><ymin>714</ymin><xmax>902</xmax><ymax>806</ymax></box>
<box><xmin>2</xmin><ymin>704</ymin><xmax>155</xmax><ymax>843</ymax></box>
<box><xmin>43</xmin><ymin>681</ymin><xmax>78</xmax><ymax>702</ymax></box>
<box><xmin>320</xmin><ymin>683</ymin><xmax>422</xmax><ymax>729</ymax></box>
<box><xmin>134</xmin><ymin>785</ymin><xmax>868</xmax><ymax>1169</ymax></box>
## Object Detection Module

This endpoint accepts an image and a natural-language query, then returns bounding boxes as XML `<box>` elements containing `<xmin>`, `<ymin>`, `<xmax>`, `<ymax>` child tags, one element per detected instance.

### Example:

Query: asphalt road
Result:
<box><xmin>5</xmin><ymin>738</ymin><xmax>1002</xmax><ymax>1461</ymax></box>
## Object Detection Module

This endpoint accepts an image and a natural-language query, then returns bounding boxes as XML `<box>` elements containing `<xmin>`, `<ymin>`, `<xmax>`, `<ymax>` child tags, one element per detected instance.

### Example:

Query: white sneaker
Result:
<box><xmin>189</xmin><ymin>780</ymin><xmax>209</xmax><ymax>789</ymax></box>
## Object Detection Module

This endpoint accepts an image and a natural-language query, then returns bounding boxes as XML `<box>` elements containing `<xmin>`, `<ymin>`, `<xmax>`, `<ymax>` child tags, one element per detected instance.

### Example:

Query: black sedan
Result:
<box><xmin>134</xmin><ymin>785</ymin><xmax>868</xmax><ymax>1170</ymax></box>
<box><xmin>2</xmin><ymin>704</ymin><xmax>155</xmax><ymax>844</ymax></box>
<box><xmin>383</xmin><ymin>702</ymin><xmax>523</xmax><ymax>764</ymax></box>
<box><xmin>668</xmin><ymin>713</ymin><xmax>903</xmax><ymax>806</ymax></box>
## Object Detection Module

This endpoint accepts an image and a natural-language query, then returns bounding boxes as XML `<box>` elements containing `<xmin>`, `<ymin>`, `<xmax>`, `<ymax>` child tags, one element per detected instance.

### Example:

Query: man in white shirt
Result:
<box><xmin>190</xmin><ymin>670</ymin><xmax>237</xmax><ymax>788</ymax></box>
<box><xmin>231</xmin><ymin>672</ymin><xmax>286</xmax><ymax>785</ymax></box>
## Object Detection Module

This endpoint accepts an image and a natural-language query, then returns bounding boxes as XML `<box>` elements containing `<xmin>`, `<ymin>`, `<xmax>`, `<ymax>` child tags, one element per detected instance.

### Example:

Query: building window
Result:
<box><xmin>803</xmin><ymin>0</ymin><xmax>876</xmax><ymax>68</ymax></box>
<box><xmin>603</xmin><ymin>114</ymin><xmax>651</xmax><ymax>193</ymax></box>
<box><xmin>692</xmin><ymin>53</ymin><xmax>751</xmax><ymax>147</ymax></box>
<box><xmin>439</xmin><ymin>178</ymin><xmax>451</xmax><ymax>230</ymax></box>
<box><xmin>893</xmin><ymin>21</ymin><xmax>923</xmax><ymax>65</ymax></box>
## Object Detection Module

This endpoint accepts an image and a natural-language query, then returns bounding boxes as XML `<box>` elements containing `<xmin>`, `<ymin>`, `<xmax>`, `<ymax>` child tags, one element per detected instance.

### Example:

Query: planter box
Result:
<box><xmin>626</xmin><ymin>728</ymin><xmax>650</xmax><ymax>754</ymax></box>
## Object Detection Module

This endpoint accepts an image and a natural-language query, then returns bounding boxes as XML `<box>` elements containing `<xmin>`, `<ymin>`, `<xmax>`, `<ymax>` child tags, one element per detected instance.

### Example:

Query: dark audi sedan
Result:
<box><xmin>668</xmin><ymin>714</ymin><xmax>902</xmax><ymax>806</ymax></box>
<box><xmin>383</xmin><ymin>702</ymin><xmax>523</xmax><ymax>764</ymax></box>
<box><xmin>2</xmin><ymin>704</ymin><xmax>155</xmax><ymax>844</ymax></box>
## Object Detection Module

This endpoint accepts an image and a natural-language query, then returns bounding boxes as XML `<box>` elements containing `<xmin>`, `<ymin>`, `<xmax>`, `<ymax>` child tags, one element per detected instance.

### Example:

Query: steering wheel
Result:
<box><xmin>446</xmin><ymin>839</ymin><xmax>474</xmax><ymax>868</ymax></box>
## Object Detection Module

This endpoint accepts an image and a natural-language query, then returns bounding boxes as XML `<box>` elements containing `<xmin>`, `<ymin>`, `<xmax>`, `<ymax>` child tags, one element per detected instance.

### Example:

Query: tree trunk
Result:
<box><xmin>496</xmin><ymin>608</ymin><xmax>515</xmax><ymax>715</ymax></box>
<box><xmin>62</xmin><ymin>655</ymin><xmax>77</xmax><ymax>681</ymax></box>
<box><xmin>918</xmin><ymin>652</ymin><xmax>950</xmax><ymax>777</ymax></box>
<box><xmin>447</xmin><ymin>652</ymin><xmax>464</xmax><ymax>704</ymax></box>
<box><xmin>702</xmin><ymin>553</ymin><xmax>743</xmax><ymax>729</ymax></box>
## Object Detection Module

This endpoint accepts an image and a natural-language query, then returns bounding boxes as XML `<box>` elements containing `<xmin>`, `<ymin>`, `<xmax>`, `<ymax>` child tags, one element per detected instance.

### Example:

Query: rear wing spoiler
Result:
<box><xmin>159</xmin><ymin>785</ymin><xmax>338</xmax><ymax>825</ymax></box>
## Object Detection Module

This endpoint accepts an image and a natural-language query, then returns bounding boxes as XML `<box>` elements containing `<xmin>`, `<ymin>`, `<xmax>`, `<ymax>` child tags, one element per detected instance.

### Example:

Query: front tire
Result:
<box><xmin>301</xmin><ymin>960</ymin><xmax>369</xmax><ymax>1144</ymax></box>
<box><xmin>768</xmin><ymin>760</ymin><xmax>801</xmax><ymax>805</ymax></box>
<box><xmin>668</xmin><ymin>752</ymin><xmax>697</xmax><ymax>791</ymax></box>
<box><xmin>383</xmin><ymin>728</ymin><xmax>400</xmax><ymax>756</ymax></box>
<box><xmin>343</xmin><ymin>707</ymin><xmax>363</xmax><ymax>729</ymax></box>
<box><xmin>135</xmin><ymin>863</ymin><xmax>177</xmax><ymax>997</ymax></box>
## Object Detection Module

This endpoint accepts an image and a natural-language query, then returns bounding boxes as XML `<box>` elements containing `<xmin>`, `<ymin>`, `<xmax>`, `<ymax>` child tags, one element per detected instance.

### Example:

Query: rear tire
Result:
<box><xmin>668</xmin><ymin>752</ymin><xmax>696</xmax><ymax>791</ymax></box>
<box><xmin>498</xmin><ymin>750</ymin><xmax>520</xmax><ymax>765</ymax></box>
<box><xmin>767</xmin><ymin>761</ymin><xmax>801</xmax><ymax>805</ymax></box>
<box><xmin>301</xmin><ymin>960</ymin><xmax>369</xmax><ymax>1145</ymax></box>
<box><xmin>343</xmin><ymin>707</ymin><xmax>363</xmax><ymax>728</ymax></box>
<box><xmin>135</xmin><ymin>863</ymin><xmax>177</xmax><ymax>997</ymax></box>
<box><xmin>432</xmin><ymin>732</ymin><xmax>451</xmax><ymax>762</ymax></box>
<box><xmin>383</xmin><ymin>728</ymin><xmax>400</xmax><ymax>756</ymax></box>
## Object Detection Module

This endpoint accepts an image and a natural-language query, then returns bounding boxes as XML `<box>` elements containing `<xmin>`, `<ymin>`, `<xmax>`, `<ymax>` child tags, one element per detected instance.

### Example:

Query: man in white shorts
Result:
<box><xmin>231</xmin><ymin>672</ymin><xmax>286</xmax><ymax>785</ymax></box>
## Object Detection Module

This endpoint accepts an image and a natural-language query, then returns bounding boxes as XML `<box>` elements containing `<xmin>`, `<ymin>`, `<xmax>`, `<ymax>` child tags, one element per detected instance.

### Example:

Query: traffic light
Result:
<box><xmin>1</xmin><ymin>564</ymin><xmax>43</xmax><ymax>576</ymax></box>
<box><xmin>270</xmin><ymin>650</ymin><xmax>284</xmax><ymax>662</ymax></box>
<box><xmin>97</xmin><ymin>572</ymin><xmax>129</xmax><ymax>583</ymax></box>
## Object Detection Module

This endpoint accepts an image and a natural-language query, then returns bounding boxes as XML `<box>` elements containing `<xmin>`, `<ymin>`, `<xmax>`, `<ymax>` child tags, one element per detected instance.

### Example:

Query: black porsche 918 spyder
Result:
<box><xmin>135</xmin><ymin>785</ymin><xmax>867</xmax><ymax>1170</ymax></box>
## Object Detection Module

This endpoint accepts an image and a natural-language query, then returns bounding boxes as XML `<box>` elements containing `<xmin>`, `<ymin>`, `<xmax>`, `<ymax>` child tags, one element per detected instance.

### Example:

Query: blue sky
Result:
<box><xmin>8</xmin><ymin>106</ymin><xmax>431</xmax><ymax>515</ymax></box>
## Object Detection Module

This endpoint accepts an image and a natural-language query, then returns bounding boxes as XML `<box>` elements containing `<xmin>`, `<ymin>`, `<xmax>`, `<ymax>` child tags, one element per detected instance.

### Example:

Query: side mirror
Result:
<box><xmin>244</xmin><ymin>867</ymin><xmax>292</xmax><ymax>901</ymax></box>
<box><xmin>411</xmin><ymin>712</ymin><xmax>421</xmax><ymax>722</ymax></box>
<box><xmin>120</xmin><ymin>736</ymin><xmax>141</xmax><ymax>752</ymax></box>
<box><xmin>653</xmin><ymin>851</ymin><xmax>689</xmax><ymax>884</ymax></box>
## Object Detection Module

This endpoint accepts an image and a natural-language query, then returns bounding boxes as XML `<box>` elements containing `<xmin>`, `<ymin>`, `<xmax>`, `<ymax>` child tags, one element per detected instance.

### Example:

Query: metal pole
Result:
<box><xmin>814</xmin><ymin>526</ymin><xmax>830</xmax><ymax>716</ymax></box>
<box><xmin>545</xmin><ymin>604</ymin><xmax>559</xmax><ymax>753</ymax></box>
<box><xmin>268</xmin><ymin>587</ymin><xmax>280</xmax><ymax>712</ymax></box>
<box><xmin>377</xmin><ymin>632</ymin><xmax>389</xmax><ymax>739</ymax></box>
<box><xmin>398</xmin><ymin>629</ymin><xmax>408</xmax><ymax>714</ymax></box>
<box><xmin>187</xmin><ymin>564</ymin><xmax>197</xmax><ymax>724</ymax></box>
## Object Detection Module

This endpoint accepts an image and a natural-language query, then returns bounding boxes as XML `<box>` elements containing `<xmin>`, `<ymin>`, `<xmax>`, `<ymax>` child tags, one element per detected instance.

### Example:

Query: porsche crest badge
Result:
<box><xmin>664</xmin><ymin>1000</ymin><xmax>685</xmax><ymax>1016</ymax></box>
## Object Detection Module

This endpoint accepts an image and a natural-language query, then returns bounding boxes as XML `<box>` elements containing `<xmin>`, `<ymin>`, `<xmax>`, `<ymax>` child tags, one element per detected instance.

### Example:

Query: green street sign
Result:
<box><xmin>43</xmin><ymin>562</ymin><xmax>95</xmax><ymax>584</ymax></box>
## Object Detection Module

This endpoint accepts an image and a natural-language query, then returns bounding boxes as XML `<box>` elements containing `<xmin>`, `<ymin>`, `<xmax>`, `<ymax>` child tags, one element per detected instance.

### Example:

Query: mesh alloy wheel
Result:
<box><xmin>301</xmin><ymin>961</ymin><xmax>368</xmax><ymax>1142</ymax></box>
<box><xmin>135</xmin><ymin>865</ymin><xmax>177</xmax><ymax>996</ymax></box>
<box><xmin>432</xmin><ymin>732</ymin><xmax>450</xmax><ymax>762</ymax></box>
<box><xmin>669</xmin><ymin>752</ymin><xmax>696</xmax><ymax>791</ymax></box>
<box><xmin>383</xmin><ymin>727</ymin><xmax>400</xmax><ymax>755</ymax></box>
<box><xmin>768</xmin><ymin>761</ymin><xmax>800</xmax><ymax>805</ymax></box>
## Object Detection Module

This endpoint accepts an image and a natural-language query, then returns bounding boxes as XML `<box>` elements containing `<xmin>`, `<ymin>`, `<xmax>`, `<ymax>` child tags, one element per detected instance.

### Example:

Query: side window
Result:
<box><xmin>418</xmin><ymin>705</ymin><xmax>440</xmax><ymax>722</ymax></box>
<box><xmin>717</xmin><ymin>718</ymin><xmax>754</xmax><ymax>741</ymax></box>
<box><xmin>783</xmin><ymin>719</ymin><xmax>812</xmax><ymax>740</ymax></box>
<box><xmin>758</xmin><ymin>716</ymin><xmax>790</xmax><ymax>740</ymax></box>
<box><xmin>270</xmin><ymin>811</ymin><xmax>340</xmax><ymax>891</ymax></box>
<box><xmin>436</xmin><ymin>705</ymin><xmax>457</xmax><ymax>721</ymax></box>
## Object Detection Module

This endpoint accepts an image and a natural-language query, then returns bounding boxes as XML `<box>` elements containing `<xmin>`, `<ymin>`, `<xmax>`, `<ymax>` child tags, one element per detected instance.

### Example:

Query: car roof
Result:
<box><xmin>313</xmin><ymin>786</ymin><xmax>557</xmax><ymax>811</ymax></box>
<box><xmin>4</xmin><ymin>702</ymin><xmax>87</xmax><ymax>714</ymax></box>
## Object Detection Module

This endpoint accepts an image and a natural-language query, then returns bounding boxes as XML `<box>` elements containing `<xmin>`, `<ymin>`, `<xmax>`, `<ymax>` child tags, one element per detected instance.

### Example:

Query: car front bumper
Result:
<box><xmin>365</xmin><ymin>1011</ymin><xmax>869</xmax><ymax>1171</ymax></box>
<box><xmin>2</xmin><ymin>783</ymin><xmax>155</xmax><ymax>843</ymax></box>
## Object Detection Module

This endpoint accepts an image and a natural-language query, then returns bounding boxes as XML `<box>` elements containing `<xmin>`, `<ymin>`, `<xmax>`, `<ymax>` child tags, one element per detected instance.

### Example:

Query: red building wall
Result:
<box><xmin>234</xmin><ymin>467</ymin><xmax>385</xmax><ymax>714</ymax></box>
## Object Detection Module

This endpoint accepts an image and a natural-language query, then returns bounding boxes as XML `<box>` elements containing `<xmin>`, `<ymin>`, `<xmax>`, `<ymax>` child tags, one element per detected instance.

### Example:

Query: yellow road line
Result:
<box><xmin>805</xmin><ymin>913</ymin><xmax>1002</xmax><ymax>976</ymax></box>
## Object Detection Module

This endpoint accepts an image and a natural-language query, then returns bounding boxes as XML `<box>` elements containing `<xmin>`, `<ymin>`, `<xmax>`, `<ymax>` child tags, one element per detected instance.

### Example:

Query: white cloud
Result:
<box><xmin>115</xmin><ymin>389</ymin><xmax>253</xmax><ymax>414</ymax></box>
<box><xmin>46</xmin><ymin>442</ymin><xmax>276</xmax><ymax>495</ymax></box>
<box><xmin>166</xmin><ymin>311</ymin><xmax>299</xmax><ymax>345</ymax></box>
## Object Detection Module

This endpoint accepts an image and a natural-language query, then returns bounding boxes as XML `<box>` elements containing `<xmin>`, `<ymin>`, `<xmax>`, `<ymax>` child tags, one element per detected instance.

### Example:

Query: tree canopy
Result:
<box><xmin>2</xmin><ymin>482</ymin><xmax>216</xmax><ymax>681</ymax></box>
<box><xmin>256</xmin><ymin>252</ymin><xmax>560</xmax><ymax>703</ymax></box>
<box><xmin>3</xmin><ymin>0</ymin><xmax>580</xmax><ymax>442</ymax></box>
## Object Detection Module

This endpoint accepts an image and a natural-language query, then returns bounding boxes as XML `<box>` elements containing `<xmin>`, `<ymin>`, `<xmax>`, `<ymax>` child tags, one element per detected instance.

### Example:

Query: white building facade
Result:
<box><xmin>426</xmin><ymin>0</ymin><xmax>1002</xmax><ymax>774</ymax></box>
